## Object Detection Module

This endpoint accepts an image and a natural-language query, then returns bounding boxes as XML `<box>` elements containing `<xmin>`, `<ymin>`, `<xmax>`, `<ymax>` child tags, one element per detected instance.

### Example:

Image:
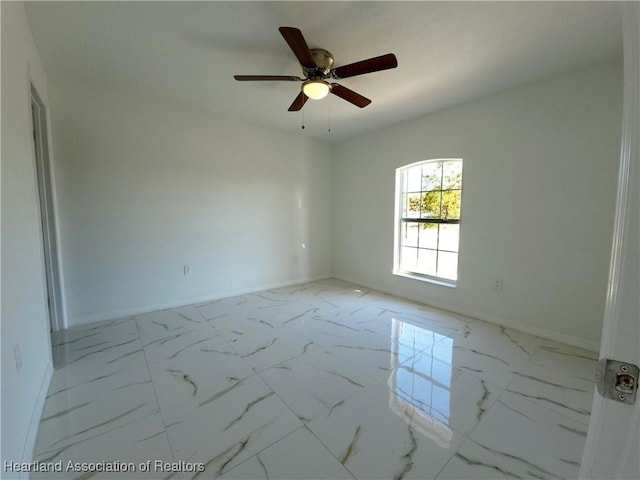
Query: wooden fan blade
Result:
<box><xmin>288</xmin><ymin>91</ymin><xmax>309</xmax><ymax>111</ymax></box>
<box><xmin>332</xmin><ymin>53</ymin><xmax>398</xmax><ymax>79</ymax></box>
<box><xmin>234</xmin><ymin>75</ymin><xmax>302</xmax><ymax>81</ymax></box>
<box><xmin>279</xmin><ymin>27</ymin><xmax>316</xmax><ymax>69</ymax></box>
<box><xmin>330</xmin><ymin>84</ymin><xmax>371</xmax><ymax>108</ymax></box>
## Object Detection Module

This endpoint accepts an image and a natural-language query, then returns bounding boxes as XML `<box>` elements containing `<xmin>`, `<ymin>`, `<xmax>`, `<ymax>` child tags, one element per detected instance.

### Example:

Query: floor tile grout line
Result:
<box><xmin>300</xmin><ymin>424</ymin><xmax>359</xmax><ymax>480</ymax></box>
<box><xmin>34</xmin><ymin>383</ymin><xmax>160</xmax><ymax>459</ymax></box>
<box><xmin>135</xmin><ymin>312</ymin><xmax>182</xmax><ymax>467</ymax></box>
<box><xmin>251</xmin><ymin>349</ymin><xmax>361</xmax><ymax>480</ymax></box>
<box><xmin>459</xmin><ymin>374</ymin><xmax>592</xmax><ymax>477</ymax></box>
<box><xmin>247</xmin><ymin>324</ymin><xmax>466</xmax><ymax>480</ymax></box>
<box><xmin>499</xmin><ymin>385</ymin><xmax>593</xmax><ymax>430</ymax></box>
<box><xmin>503</xmin><ymin>343</ymin><xmax>595</xmax><ymax>427</ymax></box>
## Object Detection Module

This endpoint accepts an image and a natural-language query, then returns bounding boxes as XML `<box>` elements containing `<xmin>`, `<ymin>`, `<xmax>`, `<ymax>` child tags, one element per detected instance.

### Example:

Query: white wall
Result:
<box><xmin>333</xmin><ymin>61</ymin><xmax>623</xmax><ymax>350</ymax></box>
<box><xmin>1</xmin><ymin>2</ymin><xmax>54</xmax><ymax>473</ymax></box>
<box><xmin>48</xmin><ymin>77</ymin><xmax>333</xmax><ymax>326</ymax></box>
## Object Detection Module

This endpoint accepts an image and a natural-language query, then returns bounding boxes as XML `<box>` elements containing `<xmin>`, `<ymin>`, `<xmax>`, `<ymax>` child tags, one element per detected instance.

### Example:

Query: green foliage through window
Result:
<box><xmin>405</xmin><ymin>161</ymin><xmax>462</xmax><ymax>220</ymax></box>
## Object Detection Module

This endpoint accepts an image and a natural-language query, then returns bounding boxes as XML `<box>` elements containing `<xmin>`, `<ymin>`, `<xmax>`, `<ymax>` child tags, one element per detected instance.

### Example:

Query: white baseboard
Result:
<box><xmin>65</xmin><ymin>274</ymin><xmax>332</xmax><ymax>328</ymax></box>
<box><xmin>19</xmin><ymin>360</ymin><xmax>53</xmax><ymax>479</ymax></box>
<box><xmin>334</xmin><ymin>274</ymin><xmax>601</xmax><ymax>353</ymax></box>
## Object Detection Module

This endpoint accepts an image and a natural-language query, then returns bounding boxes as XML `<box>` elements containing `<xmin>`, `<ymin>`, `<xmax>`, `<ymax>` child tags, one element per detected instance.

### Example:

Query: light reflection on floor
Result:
<box><xmin>389</xmin><ymin>316</ymin><xmax>454</xmax><ymax>448</ymax></box>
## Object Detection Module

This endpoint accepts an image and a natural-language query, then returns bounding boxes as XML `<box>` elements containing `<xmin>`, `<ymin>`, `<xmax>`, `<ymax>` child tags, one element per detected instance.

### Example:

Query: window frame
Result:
<box><xmin>393</xmin><ymin>158</ymin><xmax>463</xmax><ymax>287</ymax></box>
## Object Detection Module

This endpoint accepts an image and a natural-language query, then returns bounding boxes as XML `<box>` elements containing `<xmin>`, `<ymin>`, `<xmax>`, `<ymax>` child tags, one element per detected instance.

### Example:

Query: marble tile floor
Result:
<box><xmin>32</xmin><ymin>278</ymin><xmax>598</xmax><ymax>480</ymax></box>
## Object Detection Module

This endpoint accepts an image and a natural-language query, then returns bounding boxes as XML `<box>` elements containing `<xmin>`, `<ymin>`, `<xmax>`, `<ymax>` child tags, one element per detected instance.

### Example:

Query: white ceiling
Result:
<box><xmin>24</xmin><ymin>1</ymin><xmax>623</xmax><ymax>142</ymax></box>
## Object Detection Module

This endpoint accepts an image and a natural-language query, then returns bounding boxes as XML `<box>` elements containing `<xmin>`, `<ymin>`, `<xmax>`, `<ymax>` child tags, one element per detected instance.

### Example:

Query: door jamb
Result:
<box><xmin>30</xmin><ymin>84</ymin><xmax>64</xmax><ymax>332</ymax></box>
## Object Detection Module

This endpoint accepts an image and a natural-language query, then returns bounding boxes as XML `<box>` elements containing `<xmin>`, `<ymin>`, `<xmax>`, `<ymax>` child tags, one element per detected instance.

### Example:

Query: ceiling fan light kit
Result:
<box><xmin>233</xmin><ymin>26</ymin><xmax>398</xmax><ymax>111</ymax></box>
<box><xmin>302</xmin><ymin>80</ymin><xmax>330</xmax><ymax>100</ymax></box>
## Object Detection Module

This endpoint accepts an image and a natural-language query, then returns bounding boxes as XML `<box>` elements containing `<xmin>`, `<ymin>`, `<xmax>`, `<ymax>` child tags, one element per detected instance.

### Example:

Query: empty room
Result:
<box><xmin>2</xmin><ymin>1</ymin><xmax>639</xmax><ymax>479</ymax></box>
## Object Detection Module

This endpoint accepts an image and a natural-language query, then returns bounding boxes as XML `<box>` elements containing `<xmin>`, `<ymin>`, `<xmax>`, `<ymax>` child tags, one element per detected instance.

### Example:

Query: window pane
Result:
<box><xmin>440</xmin><ymin>190</ymin><xmax>461</xmax><ymax>219</ymax></box>
<box><xmin>421</xmin><ymin>191</ymin><xmax>441</xmax><ymax>218</ymax></box>
<box><xmin>401</xmin><ymin>193</ymin><xmax>409</xmax><ymax>218</ymax></box>
<box><xmin>402</xmin><ymin>222</ymin><xmax>419</xmax><ymax>247</ymax></box>
<box><xmin>400</xmin><ymin>246</ymin><xmax>418</xmax><ymax>271</ymax></box>
<box><xmin>418</xmin><ymin>223</ymin><xmax>438</xmax><ymax>249</ymax></box>
<box><xmin>442</xmin><ymin>161</ymin><xmax>462</xmax><ymax>189</ymax></box>
<box><xmin>421</xmin><ymin>163</ymin><xmax>442</xmax><ymax>191</ymax></box>
<box><xmin>406</xmin><ymin>166</ymin><xmax>422</xmax><ymax>192</ymax></box>
<box><xmin>417</xmin><ymin>249</ymin><xmax>437</xmax><ymax>276</ymax></box>
<box><xmin>440</xmin><ymin>190</ymin><xmax>461</xmax><ymax>220</ymax></box>
<box><xmin>407</xmin><ymin>193</ymin><xmax>421</xmax><ymax>217</ymax></box>
<box><xmin>438</xmin><ymin>224</ymin><xmax>460</xmax><ymax>252</ymax></box>
<box><xmin>437</xmin><ymin>251</ymin><xmax>458</xmax><ymax>280</ymax></box>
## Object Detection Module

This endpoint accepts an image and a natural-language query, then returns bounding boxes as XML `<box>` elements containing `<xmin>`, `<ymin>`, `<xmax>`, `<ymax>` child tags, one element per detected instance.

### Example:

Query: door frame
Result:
<box><xmin>579</xmin><ymin>4</ymin><xmax>640</xmax><ymax>478</ymax></box>
<box><xmin>31</xmin><ymin>84</ymin><xmax>64</xmax><ymax>332</ymax></box>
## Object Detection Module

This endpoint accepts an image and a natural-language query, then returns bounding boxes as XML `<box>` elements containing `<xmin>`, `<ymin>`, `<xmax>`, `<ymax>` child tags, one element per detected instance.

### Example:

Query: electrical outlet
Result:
<box><xmin>493</xmin><ymin>277</ymin><xmax>504</xmax><ymax>291</ymax></box>
<box><xmin>14</xmin><ymin>344</ymin><xmax>22</xmax><ymax>372</ymax></box>
<box><xmin>183</xmin><ymin>265</ymin><xmax>192</xmax><ymax>275</ymax></box>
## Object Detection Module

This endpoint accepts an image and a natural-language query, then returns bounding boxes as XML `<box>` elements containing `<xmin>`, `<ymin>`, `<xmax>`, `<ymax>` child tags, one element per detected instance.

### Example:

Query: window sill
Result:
<box><xmin>393</xmin><ymin>270</ymin><xmax>457</xmax><ymax>288</ymax></box>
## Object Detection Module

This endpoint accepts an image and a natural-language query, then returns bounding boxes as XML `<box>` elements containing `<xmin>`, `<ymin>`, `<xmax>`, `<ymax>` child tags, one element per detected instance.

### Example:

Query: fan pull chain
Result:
<box><xmin>328</xmin><ymin>94</ymin><xmax>331</xmax><ymax>134</ymax></box>
<box><xmin>301</xmin><ymin>105</ymin><xmax>305</xmax><ymax>130</ymax></box>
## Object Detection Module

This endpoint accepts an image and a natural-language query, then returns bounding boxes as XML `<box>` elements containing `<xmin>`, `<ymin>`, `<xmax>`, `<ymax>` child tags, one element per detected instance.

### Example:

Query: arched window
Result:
<box><xmin>394</xmin><ymin>159</ymin><xmax>463</xmax><ymax>286</ymax></box>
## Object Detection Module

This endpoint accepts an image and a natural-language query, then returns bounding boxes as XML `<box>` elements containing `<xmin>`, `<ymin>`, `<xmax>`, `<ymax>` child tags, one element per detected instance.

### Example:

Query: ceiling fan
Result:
<box><xmin>234</xmin><ymin>27</ymin><xmax>398</xmax><ymax>111</ymax></box>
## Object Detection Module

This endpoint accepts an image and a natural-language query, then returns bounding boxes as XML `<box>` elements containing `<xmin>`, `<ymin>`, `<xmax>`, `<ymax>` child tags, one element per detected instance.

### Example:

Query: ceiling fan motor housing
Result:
<box><xmin>304</xmin><ymin>48</ymin><xmax>334</xmax><ymax>79</ymax></box>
